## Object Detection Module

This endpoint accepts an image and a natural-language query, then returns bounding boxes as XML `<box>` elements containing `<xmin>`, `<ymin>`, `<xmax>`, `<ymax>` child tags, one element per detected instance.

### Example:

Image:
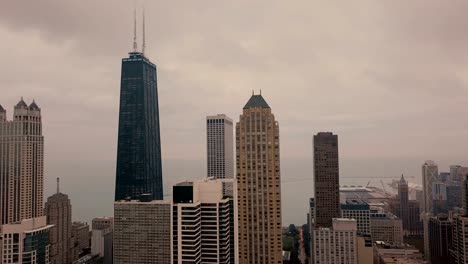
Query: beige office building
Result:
<box><xmin>236</xmin><ymin>93</ymin><xmax>282</xmax><ymax>264</ymax></box>
<box><xmin>356</xmin><ymin>235</ymin><xmax>373</xmax><ymax>264</ymax></box>
<box><xmin>0</xmin><ymin>99</ymin><xmax>44</xmax><ymax>225</ymax></box>
<box><xmin>44</xmin><ymin>179</ymin><xmax>73</xmax><ymax>264</ymax></box>
<box><xmin>114</xmin><ymin>199</ymin><xmax>172</xmax><ymax>264</ymax></box>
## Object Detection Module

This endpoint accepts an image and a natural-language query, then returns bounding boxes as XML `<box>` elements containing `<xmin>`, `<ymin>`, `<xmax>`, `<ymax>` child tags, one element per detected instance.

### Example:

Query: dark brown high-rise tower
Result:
<box><xmin>313</xmin><ymin>132</ymin><xmax>340</xmax><ymax>228</ymax></box>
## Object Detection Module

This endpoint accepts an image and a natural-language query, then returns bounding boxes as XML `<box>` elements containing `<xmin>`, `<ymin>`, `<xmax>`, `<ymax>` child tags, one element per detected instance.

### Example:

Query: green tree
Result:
<box><xmin>288</xmin><ymin>224</ymin><xmax>298</xmax><ymax>236</ymax></box>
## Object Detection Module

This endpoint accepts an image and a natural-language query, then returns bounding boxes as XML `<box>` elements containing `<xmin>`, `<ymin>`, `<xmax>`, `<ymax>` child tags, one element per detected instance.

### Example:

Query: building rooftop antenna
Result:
<box><xmin>142</xmin><ymin>7</ymin><xmax>146</xmax><ymax>54</ymax></box>
<box><xmin>133</xmin><ymin>7</ymin><xmax>138</xmax><ymax>52</ymax></box>
<box><xmin>57</xmin><ymin>177</ymin><xmax>60</xmax><ymax>194</ymax></box>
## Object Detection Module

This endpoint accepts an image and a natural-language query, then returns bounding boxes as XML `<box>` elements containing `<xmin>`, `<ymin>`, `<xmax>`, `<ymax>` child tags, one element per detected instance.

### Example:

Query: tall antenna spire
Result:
<box><xmin>133</xmin><ymin>7</ymin><xmax>138</xmax><ymax>52</ymax></box>
<box><xmin>56</xmin><ymin>177</ymin><xmax>60</xmax><ymax>194</ymax></box>
<box><xmin>142</xmin><ymin>7</ymin><xmax>146</xmax><ymax>54</ymax></box>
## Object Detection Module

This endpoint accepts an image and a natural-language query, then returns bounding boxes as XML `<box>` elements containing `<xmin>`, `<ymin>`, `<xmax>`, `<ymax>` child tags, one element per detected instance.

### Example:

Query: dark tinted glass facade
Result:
<box><xmin>23</xmin><ymin>230</ymin><xmax>49</xmax><ymax>264</ymax></box>
<box><xmin>115</xmin><ymin>52</ymin><xmax>163</xmax><ymax>201</ymax></box>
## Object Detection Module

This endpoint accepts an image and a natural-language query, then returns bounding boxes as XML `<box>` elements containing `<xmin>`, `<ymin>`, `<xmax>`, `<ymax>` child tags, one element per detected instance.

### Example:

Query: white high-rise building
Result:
<box><xmin>206</xmin><ymin>114</ymin><xmax>234</xmax><ymax>179</ymax></box>
<box><xmin>172</xmin><ymin>178</ymin><xmax>237</xmax><ymax>264</ymax></box>
<box><xmin>0</xmin><ymin>216</ymin><xmax>53</xmax><ymax>264</ymax></box>
<box><xmin>312</xmin><ymin>218</ymin><xmax>357</xmax><ymax>264</ymax></box>
<box><xmin>91</xmin><ymin>217</ymin><xmax>113</xmax><ymax>264</ymax></box>
<box><xmin>114</xmin><ymin>199</ymin><xmax>172</xmax><ymax>264</ymax></box>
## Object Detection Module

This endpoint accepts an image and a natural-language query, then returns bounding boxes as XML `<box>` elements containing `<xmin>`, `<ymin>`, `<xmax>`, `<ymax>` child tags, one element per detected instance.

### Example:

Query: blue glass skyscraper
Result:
<box><xmin>115</xmin><ymin>48</ymin><xmax>163</xmax><ymax>201</ymax></box>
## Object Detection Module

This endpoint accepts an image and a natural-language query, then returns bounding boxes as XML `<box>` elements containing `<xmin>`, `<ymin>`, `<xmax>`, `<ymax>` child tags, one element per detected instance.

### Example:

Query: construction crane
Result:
<box><xmin>380</xmin><ymin>180</ymin><xmax>388</xmax><ymax>194</ymax></box>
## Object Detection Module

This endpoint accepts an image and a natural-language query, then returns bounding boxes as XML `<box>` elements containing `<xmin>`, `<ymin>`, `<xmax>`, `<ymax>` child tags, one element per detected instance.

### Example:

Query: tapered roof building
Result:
<box><xmin>114</xmin><ymin>15</ymin><xmax>163</xmax><ymax>201</ymax></box>
<box><xmin>236</xmin><ymin>93</ymin><xmax>282</xmax><ymax>264</ymax></box>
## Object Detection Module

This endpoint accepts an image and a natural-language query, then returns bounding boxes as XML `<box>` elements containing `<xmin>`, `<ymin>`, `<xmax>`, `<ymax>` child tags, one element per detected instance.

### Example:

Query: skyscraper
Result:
<box><xmin>450</xmin><ymin>165</ymin><xmax>461</xmax><ymax>182</ymax></box>
<box><xmin>114</xmin><ymin>17</ymin><xmax>163</xmax><ymax>201</ymax></box>
<box><xmin>428</xmin><ymin>214</ymin><xmax>451</xmax><ymax>264</ymax></box>
<box><xmin>236</xmin><ymin>93</ymin><xmax>282</xmax><ymax>264</ymax></box>
<box><xmin>422</xmin><ymin>160</ymin><xmax>439</xmax><ymax>214</ymax></box>
<box><xmin>450</xmin><ymin>173</ymin><xmax>468</xmax><ymax>264</ymax></box>
<box><xmin>422</xmin><ymin>160</ymin><xmax>439</xmax><ymax>256</ymax></box>
<box><xmin>44</xmin><ymin>178</ymin><xmax>73</xmax><ymax>264</ymax></box>
<box><xmin>398</xmin><ymin>175</ymin><xmax>410</xmax><ymax>233</ymax></box>
<box><xmin>0</xmin><ymin>99</ymin><xmax>51</xmax><ymax>264</ymax></box>
<box><xmin>390</xmin><ymin>176</ymin><xmax>423</xmax><ymax>236</ymax></box>
<box><xmin>0</xmin><ymin>99</ymin><xmax>44</xmax><ymax>225</ymax></box>
<box><xmin>206</xmin><ymin>114</ymin><xmax>234</xmax><ymax>179</ymax></box>
<box><xmin>313</xmin><ymin>132</ymin><xmax>340</xmax><ymax>228</ymax></box>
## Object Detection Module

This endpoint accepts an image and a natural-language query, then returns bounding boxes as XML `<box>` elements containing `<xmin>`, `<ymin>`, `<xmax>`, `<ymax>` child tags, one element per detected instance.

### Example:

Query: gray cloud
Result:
<box><xmin>1</xmin><ymin>0</ymin><xmax>467</xmax><ymax>224</ymax></box>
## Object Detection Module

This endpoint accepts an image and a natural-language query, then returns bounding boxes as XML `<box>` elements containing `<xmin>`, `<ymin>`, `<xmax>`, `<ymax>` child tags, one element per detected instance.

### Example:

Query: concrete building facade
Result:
<box><xmin>172</xmin><ymin>178</ymin><xmax>235</xmax><ymax>264</ymax></box>
<box><xmin>207</xmin><ymin>114</ymin><xmax>234</xmax><ymax>179</ymax></box>
<box><xmin>236</xmin><ymin>94</ymin><xmax>282</xmax><ymax>263</ymax></box>
<box><xmin>113</xmin><ymin>200</ymin><xmax>172</xmax><ymax>264</ymax></box>
<box><xmin>313</xmin><ymin>132</ymin><xmax>340</xmax><ymax>228</ymax></box>
<box><xmin>91</xmin><ymin>217</ymin><xmax>113</xmax><ymax>231</ymax></box>
<box><xmin>0</xmin><ymin>216</ymin><xmax>53</xmax><ymax>264</ymax></box>
<box><xmin>370</xmin><ymin>211</ymin><xmax>403</xmax><ymax>244</ymax></box>
<box><xmin>0</xmin><ymin>99</ymin><xmax>44</xmax><ymax>225</ymax></box>
<box><xmin>72</xmin><ymin>222</ymin><xmax>90</xmax><ymax>258</ymax></box>
<box><xmin>91</xmin><ymin>217</ymin><xmax>113</xmax><ymax>264</ymax></box>
<box><xmin>341</xmin><ymin>200</ymin><xmax>371</xmax><ymax>235</ymax></box>
<box><xmin>356</xmin><ymin>235</ymin><xmax>373</xmax><ymax>264</ymax></box>
<box><xmin>373</xmin><ymin>241</ymin><xmax>427</xmax><ymax>264</ymax></box>
<box><xmin>44</xmin><ymin>179</ymin><xmax>73</xmax><ymax>264</ymax></box>
<box><xmin>312</xmin><ymin>218</ymin><xmax>357</xmax><ymax>264</ymax></box>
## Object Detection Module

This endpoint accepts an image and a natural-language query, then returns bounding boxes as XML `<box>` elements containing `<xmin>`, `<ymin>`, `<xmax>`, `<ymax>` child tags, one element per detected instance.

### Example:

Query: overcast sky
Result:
<box><xmin>1</xmin><ymin>1</ymin><xmax>467</xmax><ymax>225</ymax></box>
